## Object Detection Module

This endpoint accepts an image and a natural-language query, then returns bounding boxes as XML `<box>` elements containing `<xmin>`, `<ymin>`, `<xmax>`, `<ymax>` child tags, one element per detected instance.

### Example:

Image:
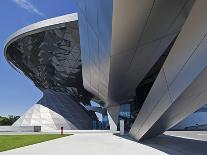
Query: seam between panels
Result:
<box><xmin>162</xmin><ymin>67</ymin><xmax>173</xmax><ymax>103</ymax></box>
<box><xmin>126</xmin><ymin>0</ymin><xmax>156</xmax><ymax>81</ymax></box>
<box><xmin>166</xmin><ymin>0</ymin><xmax>190</xmax><ymax>33</ymax></box>
<box><xmin>134</xmin><ymin>2</ymin><xmax>206</xmax><ymax>135</ymax></box>
<box><xmin>167</xmin><ymin>32</ymin><xmax>207</xmax><ymax>93</ymax></box>
<box><xmin>111</xmin><ymin>31</ymin><xmax>178</xmax><ymax>57</ymax></box>
<box><xmin>138</xmin><ymin>23</ymin><xmax>207</xmax><ymax>135</ymax></box>
<box><xmin>134</xmin><ymin>68</ymin><xmax>171</xmax><ymax>136</ymax></box>
<box><xmin>79</xmin><ymin>2</ymin><xmax>112</xmax><ymax>99</ymax></box>
<box><xmin>110</xmin><ymin>1</ymin><xmax>156</xmax><ymax>107</ymax></box>
<box><xmin>128</xmin><ymin>0</ymin><xmax>192</xmax><ymax>79</ymax></box>
<box><xmin>79</xmin><ymin>3</ymin><xmax>111</xmax><ymax>56</ymax></box>
<box><xmin>167</xmin><ymin>65</ymin><xmax>207</xmax><ymax>120</ymax></box>
<box><xmin>127</xmin><ymin>0</ymin><xmax>190</xmax><ymax>74</ymax></box>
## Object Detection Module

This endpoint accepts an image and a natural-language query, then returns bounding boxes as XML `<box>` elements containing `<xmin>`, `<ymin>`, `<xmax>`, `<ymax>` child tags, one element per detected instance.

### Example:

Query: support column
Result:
<box><xmin>129</xmin><ymin>0</ymin><xmax>207</xmax><ymax>140</ymax></box>
<box><xmin>107</xmin><ymin>105</ymin><xmax>120</xmax><ymax>131</ymax></box>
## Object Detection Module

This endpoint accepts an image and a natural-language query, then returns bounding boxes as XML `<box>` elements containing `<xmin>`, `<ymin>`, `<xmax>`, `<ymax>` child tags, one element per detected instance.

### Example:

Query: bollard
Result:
<box><xmin>120</xmin><ymin>120</ymin><xmax>124</xmax><ymax>136</ymax></box>
<box><xmin>61</xmin><ymin>126</ymin><xmax>63</xmax><ymax>135</ymax></box>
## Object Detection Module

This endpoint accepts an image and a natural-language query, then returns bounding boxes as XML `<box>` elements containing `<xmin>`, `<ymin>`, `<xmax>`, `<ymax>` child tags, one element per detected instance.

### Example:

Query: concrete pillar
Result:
<box><xmin>107</xmin><ymin>105</ymin><xmax>120</xmax><ymax>131</ymax></box>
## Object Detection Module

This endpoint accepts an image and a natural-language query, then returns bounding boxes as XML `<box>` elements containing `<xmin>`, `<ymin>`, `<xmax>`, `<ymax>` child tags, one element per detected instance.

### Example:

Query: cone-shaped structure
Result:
<box><xmin>13</xmin><ymin>90</ymin><xmax>93</xmax><ymax>131</ymax></box>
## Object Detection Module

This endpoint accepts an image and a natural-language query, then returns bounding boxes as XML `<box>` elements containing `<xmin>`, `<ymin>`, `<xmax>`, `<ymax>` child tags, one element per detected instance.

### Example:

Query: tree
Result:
<box><xmin>0</xmin><ymin>115</ymin><xmax>20</xmax><ymax>126</ymax></box>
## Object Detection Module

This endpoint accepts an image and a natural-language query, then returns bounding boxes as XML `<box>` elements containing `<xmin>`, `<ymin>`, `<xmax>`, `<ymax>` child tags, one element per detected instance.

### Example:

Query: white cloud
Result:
<box><xmin>12</xmin><ymin>0</ymin><xmax>44</xmax><ymax>16</ymax></box>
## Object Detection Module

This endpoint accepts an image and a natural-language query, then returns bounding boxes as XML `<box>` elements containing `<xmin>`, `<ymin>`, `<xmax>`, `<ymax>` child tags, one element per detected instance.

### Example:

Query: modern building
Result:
<box><xmin>4</xmin><ymin>0</ymin><xmax>207</xmax><ymax>140</ymax></box>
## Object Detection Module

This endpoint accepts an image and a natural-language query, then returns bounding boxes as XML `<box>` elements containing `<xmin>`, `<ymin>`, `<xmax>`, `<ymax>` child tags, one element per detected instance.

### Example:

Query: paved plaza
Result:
<box><xmin>1</xmin><ymin>131</ymin><xmax>207</xmax><ymax>155</ymax></box>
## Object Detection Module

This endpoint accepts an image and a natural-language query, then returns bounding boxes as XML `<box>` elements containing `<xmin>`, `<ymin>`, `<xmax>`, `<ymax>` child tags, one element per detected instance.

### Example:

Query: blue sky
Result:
<box><xmin>0</xmin><ymin>0</ymin><xmax>77</xmax><ymax>116</ymax></box>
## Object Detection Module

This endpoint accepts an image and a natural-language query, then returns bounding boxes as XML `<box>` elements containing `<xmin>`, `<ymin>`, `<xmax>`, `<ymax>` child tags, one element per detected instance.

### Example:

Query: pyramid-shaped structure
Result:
<box><xmin>13</xmin><ymin>90</ymin><xmax>93</xmax><ymax>131</ymax></box>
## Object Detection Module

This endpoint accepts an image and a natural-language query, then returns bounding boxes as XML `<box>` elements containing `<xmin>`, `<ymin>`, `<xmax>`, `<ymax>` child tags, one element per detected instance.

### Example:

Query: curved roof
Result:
<box><xmin>5</xmin><ymin>13</ymin><xmax>77</xmax><ymax>48</ymax></box>
<box><xmin>4</xmin><ymin>13</ymin><xmax>93</xmax><ymax>104</ymax></box>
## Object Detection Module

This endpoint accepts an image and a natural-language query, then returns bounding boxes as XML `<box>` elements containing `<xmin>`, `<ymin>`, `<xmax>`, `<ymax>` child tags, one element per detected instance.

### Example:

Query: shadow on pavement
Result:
<box><xmin>114</xmin><ymin>133</ymin><xmax>207</xmax><ymax>155</ymax></box>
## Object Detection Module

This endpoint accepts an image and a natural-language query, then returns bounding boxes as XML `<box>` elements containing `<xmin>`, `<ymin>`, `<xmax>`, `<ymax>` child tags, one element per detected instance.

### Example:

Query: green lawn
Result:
<box><xmin>0</xmin><ymin>134</ymin><xmax>70</xmax><ymax>152</ymax></box>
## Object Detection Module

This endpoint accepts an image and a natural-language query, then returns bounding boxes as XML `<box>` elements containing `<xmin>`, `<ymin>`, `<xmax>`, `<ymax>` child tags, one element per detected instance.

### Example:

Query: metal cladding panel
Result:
<box><xmin>169</xmin><ymin>37</ymin><xmax>207</xmax><ymax>101</ymax></box>
<box><xmin>143</xmin><ymin>66</ymin><xmax>207</xmax><ymax>139</ymax></box>
<box><xmin>130</xmin><ymin>0</ymin><xmax>207</xmax><ymax>140</ymax></box>
<box><xmin>77</xmin><ymin>0</ymin><xmax>113</xmax><ymax>101</ymax></box>
<box><xmin>129</xmin><ymin>69</ymin><xmax>171</xmax><ymax>139</ymax></box>
<box><xmin>78</xmin><ymin>0</ymin><xmax>193</xmax><ymax>108</ymax></box>
<box><xmin>139</xmin><ymin>0</ymin><xmax>190</xmax><ymax>45</ymax></box>
<box><xmin>108</xmin><ymin>0</ymin><xmax>194</xmax><ymax>105</ymax></box>
<box><xmin>111</xmin><ymin>0</ymin><xmax>154</xmax><ymax>55</ymax></box>
<box><xmin>109</xmin><ymin>34</ymin><xmax>176</xmax><ymax>101</ymax></box>
<box><xmin>163</xmin><ymin>1</ymin><xmax>207</xmax><ymax>101</ymax></box>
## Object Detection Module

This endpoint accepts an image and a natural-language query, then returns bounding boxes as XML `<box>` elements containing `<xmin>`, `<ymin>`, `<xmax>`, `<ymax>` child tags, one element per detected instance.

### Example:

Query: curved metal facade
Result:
<box><xmin>5</xmin><ymin>14</ymin><xmax>92</xmax><ymax>104</ymax></box>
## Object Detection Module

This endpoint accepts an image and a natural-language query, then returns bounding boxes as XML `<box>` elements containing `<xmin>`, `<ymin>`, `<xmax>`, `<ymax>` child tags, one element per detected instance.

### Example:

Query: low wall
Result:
<box><xmin>0</xmin><ymin>126</ymin><xmax>41</xmax><ymax>132</ymax></box>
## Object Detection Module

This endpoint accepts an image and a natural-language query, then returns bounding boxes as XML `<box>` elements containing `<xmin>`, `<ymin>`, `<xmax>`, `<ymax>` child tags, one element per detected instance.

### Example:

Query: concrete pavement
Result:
<box><xmin>142</xmin><ymin>131</ymin><xmax>207</xmax><ymax>155</ymax></box>
<box><xmin>2</xmin><ymin>133</ymin><xmax>167</xmax><ymax>155</ymax></box>
<box><xmin>164</xmin><ymin>131</ymin><xmax>207</xmax><ymax>141</ymax></box>
<box><xmin>1</xmin><ymin>131</ymin><xmax>207</xmax><ymax>155</ymax></box>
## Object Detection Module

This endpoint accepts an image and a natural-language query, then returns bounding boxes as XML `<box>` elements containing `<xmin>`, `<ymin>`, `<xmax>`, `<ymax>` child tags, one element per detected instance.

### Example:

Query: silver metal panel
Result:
<box><xmin>77</xmin><ymin>0</ymin><xmax>194</xmax><ymax>130</ymax></box>
<box><xmin>112</xmin><ymin>34</ymin><xmax>176</xmax><ymax>100</ymax></box>
<box><xmin>143</xmin><ymin>66</ymin><xmax>207</xmax><ymax>138</ymax></box>
<box><xmin>139</xmin><ymin>0</ymin><xmax>190</xmax><ymax>45</ymax></box>
<box><xmin>77</xmin><ymin>0</ymin><xmax>112</xmax><ymax>101</ymax></box>
<box><xmin>108</xmin><ymin>0</ymin><xmax>194</xmax><ymax>105</ymax></box>
<box><xmin>78</xmin><ymin>0</ymin><xmax>193</xmax><ymax>108</ymax></box>
<box><xmin>130</xmin><ymin>69</ymin><xmax>171</xmax><ymax>139</ymax></box>
<box><xmin>130</xmin><ymin>0</ymin><xmax>207</xmax><ymax>140</ymax></box>
<box><xmin>111</xmin><ymin>0</ymin><xmax>154</xmax><ymax>55</ymax></box>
